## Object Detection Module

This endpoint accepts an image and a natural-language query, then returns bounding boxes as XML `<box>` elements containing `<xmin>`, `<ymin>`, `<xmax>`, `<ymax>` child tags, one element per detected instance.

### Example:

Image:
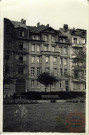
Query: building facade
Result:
<box><xmin>60</xmin><ymin>24</ymin><xmax>86</xmax><ymax>91</ymax></box>
<box><xmin>3</xmin><ymin>19</ymin><xmax>86</xmax><ymax>98</ymax></box>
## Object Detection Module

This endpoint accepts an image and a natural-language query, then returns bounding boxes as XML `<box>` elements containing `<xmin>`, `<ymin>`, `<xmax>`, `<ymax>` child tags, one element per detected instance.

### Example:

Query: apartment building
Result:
<box><xmin>60</xmin><ymin>24</ymin><xmax>86</xmax><ymax>91</ymax></box>
<box><xmin>4</xmin><ymin>18</ymin><xmax>86</xmax><ymax>98</ymax></box>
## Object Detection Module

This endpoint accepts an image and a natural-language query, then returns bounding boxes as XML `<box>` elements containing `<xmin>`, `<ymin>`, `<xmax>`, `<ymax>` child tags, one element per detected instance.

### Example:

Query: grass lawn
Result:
<box><xmin>3</xmin><ymin>102</ymin><xmax>85</xmax><ymax>132</ymax></box>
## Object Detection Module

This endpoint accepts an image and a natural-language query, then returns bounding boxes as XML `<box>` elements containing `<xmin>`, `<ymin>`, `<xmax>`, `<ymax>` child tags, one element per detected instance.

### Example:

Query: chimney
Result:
<box><xmin>23</xmin><ymin>20</ymin><xmax>26</xmax><ymax>25</ymax></box>
<box><xmin>21</xmin><ymin>19</ymin><xmax>26</xmax><ymax>25</ymax></box>
<box><xmin>46</xmin><ymin>24</ymin><xmax>49</xmax><ymax>27</ymax></box>
<box><xmin>21</xmin><ymin>19</ymin><xmax>24</xmax><ymax>23</ymax></box>
<box><xmin>63</xmin><ymin>24</ymin><xmax>68</xmax><ymax>32</ymax></box>
<box><xmin>37</xmin><ymin>22</ymin><xmax>40</xmax><ymax>27</ymax></box>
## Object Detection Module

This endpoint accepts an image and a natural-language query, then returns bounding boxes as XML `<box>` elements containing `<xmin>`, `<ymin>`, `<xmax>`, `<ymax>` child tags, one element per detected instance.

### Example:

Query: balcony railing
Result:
<box><xmin>15</xmin><ymin>48</ymin><xmax>28</xmax><ymax>54</ymax></box>
<box><xmin>17</xmin><ymin>61</ymin><xmax>27</xmax><ymax>66</ymax></box>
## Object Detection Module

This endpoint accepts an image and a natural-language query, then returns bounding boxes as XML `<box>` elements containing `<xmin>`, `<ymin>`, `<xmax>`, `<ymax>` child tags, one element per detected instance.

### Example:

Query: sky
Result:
<box><xmin>0</xmin><ymin>0</ymin><xmax>89</xmax><ymax>30</ymax></box>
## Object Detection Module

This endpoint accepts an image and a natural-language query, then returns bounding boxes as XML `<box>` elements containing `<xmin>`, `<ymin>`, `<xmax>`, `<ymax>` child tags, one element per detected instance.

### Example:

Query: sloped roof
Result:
<box><xmin>11</xmin><ymin>21</ymin><xmax>28</xmax><ymax>29</ymax></box>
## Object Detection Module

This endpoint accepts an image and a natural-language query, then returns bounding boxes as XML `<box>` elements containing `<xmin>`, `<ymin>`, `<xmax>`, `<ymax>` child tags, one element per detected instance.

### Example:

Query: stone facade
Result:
<box><xmin>3</xmin><ymin>19</ymin><xmax>86</xmax><ymax>98</ymax></box>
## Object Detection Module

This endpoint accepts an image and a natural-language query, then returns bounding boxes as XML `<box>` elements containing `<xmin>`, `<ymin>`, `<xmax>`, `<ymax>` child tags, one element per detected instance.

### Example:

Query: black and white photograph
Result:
<box><xmin>0</xmin><ymin>0</ymin><xmax>89</xmax><ymax>133</ymax></box>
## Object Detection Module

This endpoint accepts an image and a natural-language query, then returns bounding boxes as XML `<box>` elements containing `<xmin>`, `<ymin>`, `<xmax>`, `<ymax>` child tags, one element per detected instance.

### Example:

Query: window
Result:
<box><xmin>60</xmin><ymin>69</ymin><xmax>62</xmax><ymax>76</ymax></box>
<box><xmin>64</xmin><ymin>47</ymin><xmax>68</xmax><ymax>54</ymax></box>
<box><xmin>73</xmin><ymin>38</ymin><xmax>77</xmax><ymax>44</ymax></box>
<box><xmin>59</xmin><ymin>47</ymin><xmax>62</xmax><ymax>53</ymax></box>
<box><xmin>31</xmin><ymin>80</ymin><xmax>35</xmax><ymax>88</ymax></box>
<box><xmin>37</xmin><ymin>68</ymin><xmax>41</xmax><ymax>76</ymax></box>
<box><xmin>5</xmin><ymin>55</ymin><xmax>9</xmax><ymax>60</ymax></box>
<box><xmin>64</xmin><ymin>69</ymin><xmax>67</xmax><ymax>76</ymax></box>
<box><xmin>74</xmin><ymin>70</ymin><xmax>78</xmax><ymax>78</ymax></box>
<box><xmin>31</xmin><ymin>44</ymin><xmax>35</xmax><ymax>51</ymax></box>
<box><xmin>19</xmin><ymin>56</ymin><xmax>23</xmax><ymax>62</ymax></box>
<box><xmin>44</xmin><ymin>35</ymin><xmax>48</xmax><ymax>41</ymax></box>
<box><xmin>52</xmin><ymin>46</ymin><xmax>55</xmax><ymax>52</ymax></box>
<box><xmin>44</xmin><ymin>45</ymin><xmax>48</xmax><ymax>51</ymax></box>
<box><xmin>45</xmin><ymin>68</ymin><xmax>49</xmax><ymax>72</ymax></box>
<box><xmin>19</xmin><ymin>31</ymin><xmax>25</xmax><ymax>37</ymax></box>
<box><xmin>31</xmin><ymin>56</ymin><xmax>35</xmax><ymax>63</ymax></box>
<box><xmin>46</xmin><ymin>57</ymin><xmax>49</xmax><ymax>63</ymax></box>
<box><xmin>19</xmin><ymin>43</ymin><xmax>23</xmax><ymax>49</ymax></box>
<box><xmin>60</xmin><ymin>58</ymin><xmax>62</xmax><ymax>65</ymax></box>
<box><xmin>52</xmin><ymin>83</ymin><xmax>56</xmax><ymax>88</ymax></box>
<box><xmin>65</xmin><ymin>81</ymin><xmax>69</xmax><ymax>91</ymax></box>
<box><xmin>5</xmin><ymin>66</ymin><xmax>9</xmax><ymax>73</ymax></box>
<box><xmin>53</xmin><ymin>57</ymin><xmax>57</xmax><ymax>63</ymax></box>
<box><xmin>32</xmin><ymin>35</ymin><xmax>35</xmax><ymax>40</ymax></box>
<box><xmin>59</xmin><ymin>81</ymin><xmax>62</xmax><ymax>88</ymax></box>
<box><xmin>31</xmin><ymin>67</ymin><xmax>35</xmax><ymax>76</ymax></box>
<box><xmin>18</xmin><ymin>67</ymin><xmax>23</xmax><ymax>74</ymax></box>
<box><xmin>37</xmin><ymin>45</ymin><xmax>40</xmax><ymax>52</ymax></box>
<box><xmin>54</xmin><ymin>68</ymin><xmax>57</xmax><ymax>76</ymax></box>
<box><xmin>37</xmin><ymin>56</ymin><xmax>40</xmax><ymax>63</ymax></box>
<box><xmin>37</xmin><ymin>80</ymin><xmax>40</xmax><ymax>88</ymax></box>
<box><xmin>51</xmin><ymin>35</ymin><xmax>55</xmax><ymax>42</ymax></box>
<box><xmin>64</xmin><ymin>58</ymin><xmax>67</xmax><ymax>66</ymax></box>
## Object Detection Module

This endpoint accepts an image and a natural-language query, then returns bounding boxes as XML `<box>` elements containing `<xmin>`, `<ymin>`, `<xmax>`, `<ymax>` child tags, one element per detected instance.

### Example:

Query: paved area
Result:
<box><xmin>3</xmin><ymin>102</ymin><xmax>85</xmax><ymax>132</ymax></box>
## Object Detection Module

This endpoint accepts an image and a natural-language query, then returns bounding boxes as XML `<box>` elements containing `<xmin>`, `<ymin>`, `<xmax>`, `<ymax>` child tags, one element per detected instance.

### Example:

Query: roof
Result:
<box><xmin>11</xmin><ymin>21</ymin><xmax>28</xmax><ymax>29</ymax></box>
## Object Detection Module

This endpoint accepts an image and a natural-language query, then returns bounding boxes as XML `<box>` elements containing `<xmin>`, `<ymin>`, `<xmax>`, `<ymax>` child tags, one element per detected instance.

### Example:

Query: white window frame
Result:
<box><xmin>31</xmin><ymin>56</ymin><xmax>35</xmax><ymax>63</ymax></box>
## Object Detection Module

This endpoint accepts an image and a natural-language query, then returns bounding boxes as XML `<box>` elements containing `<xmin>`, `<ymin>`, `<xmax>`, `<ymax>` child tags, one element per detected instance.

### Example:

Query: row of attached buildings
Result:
<box><xmin>4</xmin><ymin>18</ymin><xmax>86</xmax><ymax>98</ymax></box>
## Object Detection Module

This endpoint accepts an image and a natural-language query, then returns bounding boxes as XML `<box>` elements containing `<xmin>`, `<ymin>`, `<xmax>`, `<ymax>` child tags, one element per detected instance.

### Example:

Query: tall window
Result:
<box><xmin>19</xmin><ymin>56</ymin><xmax>23</xmax><ymax>62</ymax></box>
<box><xmin>31</xmin><ymin>80</ymin><xmax>35</xmax><ymax>88</ymax></box>
<box><xmin>31</xmin><ymin>56</ymin><xmax>35</xmax><ymax>63</ymax></box>
<box><xmin>59</xmin><ymin>81</ymin><xmax>62</xmax><ymax>88</ymax></box>
<box><xmin>59</xmin><ymin>47</ymin><xmax>62</xmax><ymax>53</ymax></box>
<box><xmin>37</xmin><ymin>80</ymin><xmax>40</xmax><ymax>88</ymax></box>
<box><xmin>64</xmin><ymin>58</ymin><xmax>67</xmax><ymax>66</ymax></box>
<box><xmin>37</xmin><ymin>68</ymin><xmax>41</xmax><ymax>76</ymax></box>
<box><xmin>19</xmin><ymin>42</ymin><xmax>23</xmax><ymax>49</ymax></box>
<box><xmin>54</xmin><ymin>68</ymin><xmax>57</xmax><ymax>76</ymax></box>
<box><xmin>18</xmin><ymin>67</ymin><xmax>23</xmax><ymax>74</ymax></box>
<box><xmin>60</xmin><ymin>69</ymin><xmax>62</xmax><ymax>76</ymax></box>
<box><xmin>37</xmin><ymin>56</ymin><xmax>40</xmax><ymax>63</ymax></box>
<box><xmin>52</xmin><ymin>83</ymin><xmax>56</xmax><ymax>88</ymax></box>
<box><xmin>44</xmin><ymin>45</ymin><xmax>48</xmax><ymax>51</ymax></box>
<box><xmin>37</xmin><ymin>45</ymin><xmax>40</xmax><ymax>52</ymax></box>
<box><xmin>51</xmin><ymin>35</ymin><xmax>55</xmax><ymax>42</ymax></box>
<box><xmin>31</xmin><ymin>67</ymin><xmax>35</xmax><ymax>76</ymax></box>
<box><xmin>31</xmin><ymin>44</ymin><xmax>35</xmax><ymax>51</ymax></box>
<box><xmin>5</xmin><ymin>66</ymin><xmax>9</xmax><ymax>74</ymax></box>
<box><xmin>19</xmin><ymin>31</ymin><xmax>25</xmax><ymax>37</ymax></box>
<box><xmin>73</xmin><ymin>38</ymin><xmax>77</xmax><ymax>44</ymax></box>
<box><xmin>65</xmin><ymin>81</ymin><xmax>69</xmax><ymax>91</ymax></box>
<box><xmin>52</xmin><ymin>46</ymin><xmax>55</xmax><ymax>52</ymax></box>
<box><xmin>53</xmin><ymin>57</ymin><xmax>57</xmax><ymax>63</ymax></box>
<box><xmin>60</xmin><ymin>58</ymin><xmax>62</xmax><ymax>65</ymax></box>
<box><xmin>64</xmin><ymin>69</ymin><xmax>67</xmax><ymax>76</ymax></box>
<box><xmin>44</xmin><ymin>35</ymin><xmax>48</xmax><ymax>41</ymax></box>
<box><xmin>64</xmin><ymin>47</ymin><xmax>68</xmax><ymax>54</ymax></box>
<box><xmin>46</xmin><ymin>57</ymin><xmax>49</xmax><ymax>63</ymax></box>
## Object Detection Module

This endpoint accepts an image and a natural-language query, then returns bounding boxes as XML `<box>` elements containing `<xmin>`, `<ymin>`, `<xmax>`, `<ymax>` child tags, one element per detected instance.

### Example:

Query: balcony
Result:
<box><xmin>15</xmin><ymin>48</ymin><xmax>28</xmax><ymax>54</ymax></box>
<box><xmin>41</xmin><ymin>51</ymin><xmax>60</xmax><ymax>56</ymax></box>
<box><xmin>17</xmin><ymin>61</ymin><xmax>27</xmax><ymax>67</ymax></box>
<box><xmin>72</xmin><ymin>44</ymin><xmax>85</xmax><ymax>48</ymax></box>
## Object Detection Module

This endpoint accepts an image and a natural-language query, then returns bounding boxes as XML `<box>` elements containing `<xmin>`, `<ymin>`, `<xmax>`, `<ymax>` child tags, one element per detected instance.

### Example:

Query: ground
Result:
<box><xmin>3</xmin><ymin>102</ymin><xmax>85</xmax><ymax>132</ymax></box>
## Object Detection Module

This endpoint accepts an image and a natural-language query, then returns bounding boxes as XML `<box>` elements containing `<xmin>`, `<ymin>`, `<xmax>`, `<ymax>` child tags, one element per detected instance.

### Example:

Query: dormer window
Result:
<box><xmin>19</xmin><ymin>30</ymin><xmax>25</xmax><ymax>37</ymax></box>
<box><xmin>59</xmin><ymin>38</ymin><xmax>65</xmax><ymax>43</ymax></box>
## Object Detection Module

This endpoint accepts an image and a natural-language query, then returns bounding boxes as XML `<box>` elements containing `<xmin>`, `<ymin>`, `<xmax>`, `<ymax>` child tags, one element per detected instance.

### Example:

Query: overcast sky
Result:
<box><xmin>0</xmin><ymin>0</ymin><xmax>88</xmax><ymax>30</ymax></box>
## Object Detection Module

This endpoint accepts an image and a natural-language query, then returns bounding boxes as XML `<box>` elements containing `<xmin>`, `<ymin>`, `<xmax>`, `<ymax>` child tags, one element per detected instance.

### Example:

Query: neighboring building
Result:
<box><xmin>60</xmin><ymin>24</ymin><xmax>86</xmax><ymax>91</ymax></box>
<box><xmin>3</xmin><ymin>19</ymin><xmax>86</xmax><ymax>98</ymax></box>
